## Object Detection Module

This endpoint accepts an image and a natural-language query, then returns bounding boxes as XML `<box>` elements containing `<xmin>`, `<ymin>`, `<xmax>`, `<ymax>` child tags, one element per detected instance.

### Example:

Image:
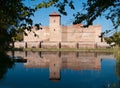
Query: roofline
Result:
<box><xmin>49</xmin><ymin>12</ymin><xmax>61</xmax><ymax>16</ymax></box>
<box><xmin>49</xmin><ymin>14</ymin><xmax>61</xmax><ymax>16</ymax></box>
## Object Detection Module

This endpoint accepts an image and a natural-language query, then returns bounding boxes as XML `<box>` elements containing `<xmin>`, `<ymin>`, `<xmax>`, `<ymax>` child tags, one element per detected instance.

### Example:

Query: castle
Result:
<box><xmin>15</xmin><ymin>12</ymin><xmax>103</xmax><ymax>48</ymax></box>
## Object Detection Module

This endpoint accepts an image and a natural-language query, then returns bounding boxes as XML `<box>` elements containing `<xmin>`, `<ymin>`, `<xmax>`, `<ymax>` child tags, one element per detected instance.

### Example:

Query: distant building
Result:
<box><xmin>15</xmin><ymin>12</ymin><xmax>103</xmax><ymax>48</ymax></box>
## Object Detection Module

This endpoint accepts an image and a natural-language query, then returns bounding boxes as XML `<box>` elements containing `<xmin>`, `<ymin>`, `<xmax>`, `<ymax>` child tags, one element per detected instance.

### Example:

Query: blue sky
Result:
<box><xmin>24</xmin><ymin>0</ymin><xmax>115</xmax><ymax>35</ymax></box>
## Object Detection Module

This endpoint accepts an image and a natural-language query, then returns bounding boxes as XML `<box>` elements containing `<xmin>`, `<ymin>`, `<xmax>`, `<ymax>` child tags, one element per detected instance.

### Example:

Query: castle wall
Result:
<box><xmin>21</xmin><ymin>12</ymin><xmax>102</xmax><ymax>48</ymax></box>
<box><xmin>41</xmin><ymin>42</ymin><xmax>59</xmax><ymax>48</ymax></box>
<box><xmin>14</xmin><ymin>41</ymin><xmax>25</xmax><ymax>48</ymax></box>
<box><xmin>26</xmin><ymin>41</ymin><xmax>40</xmax><ymax>48</ymax></box>
<box><xmin>61</xmin><ymin>42</ymin><xmax>77</xmax><ymax>48</ymax></box>
<box><xmin>24</xmin><ymin>26</ymin><xmax>50</xmax><ymax>42</ymax></box>
<box><xmin>61</xmin><ymin>25</ymin><xmax>101</xmax><ymax>42</ymax></box>
<box><xmin>49</xmin><ymin>26</ymin><xmax>62</xmax><ymax>41</ymax></box>
<box><xmin>94</xmin><ymin>25</ymin><xmax>101</xmax><ymax>43</ymax></box>
<box><xmin>24</xmin><ymin>25</ymin><xmax>101</xmax><ymax>43</ymax></box>
<box><xmin>78</xmin><ymin>42</ymin><xmax>95</xmax><ymax>48</ymax></box>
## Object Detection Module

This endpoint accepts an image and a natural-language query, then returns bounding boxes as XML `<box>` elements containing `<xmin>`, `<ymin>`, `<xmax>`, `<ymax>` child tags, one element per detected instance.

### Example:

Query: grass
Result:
<box><xmin>113</xmin><ymin>47</ymin><xmax>120</xmax><ymax>63</ymax></box>
<box><xmin>22</xmin><ymin>48</ymin><xmax>114</xmax><ymax>52</ymax></box>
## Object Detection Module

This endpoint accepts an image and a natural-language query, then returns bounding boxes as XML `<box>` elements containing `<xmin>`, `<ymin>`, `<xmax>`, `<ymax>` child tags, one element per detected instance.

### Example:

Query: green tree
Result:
<box><xmin>35</xmin><ymin>0</ymin><xmax>74</xmax><ymax>15</ymax></box>
<box><xmin>73</xmin><ymin>0</ymin><xmax>120</xmax><ymax>29</ymax></box>
<box><xmin>105</xmin><ymin>31</ymin><xmax>120</xmax><ymax>47</ymax></box>
<box><xmin>0</xmin><ymin>0</ymin><xmax>35</xmax><ymax>51</ymax></box>
<box><xmin>112</xmin><ymin>32</ymin><xmax>120</xmax><ymax>47</ymax></box>
<box><xmin>13</xmin><ymin>31</ymin><xmax>23</xmax><ymax>42</ymax></box>
<box><xmin>104</xmin><ymin>37</ymin><xmax>113</xmax><ymax>45</ymax></box>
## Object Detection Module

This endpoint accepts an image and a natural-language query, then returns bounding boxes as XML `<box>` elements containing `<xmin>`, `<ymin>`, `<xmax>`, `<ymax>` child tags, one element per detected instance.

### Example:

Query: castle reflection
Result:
<box><xmin>7</xmin><ymin>51</ymin><xmax>114</xmax><ymax>81</ymax></box>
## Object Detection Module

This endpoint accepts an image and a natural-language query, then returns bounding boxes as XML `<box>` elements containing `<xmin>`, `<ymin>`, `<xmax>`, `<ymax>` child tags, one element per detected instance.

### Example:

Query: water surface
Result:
<box><xmin>0</xmin><ymin>51</ymin><xmax>119</xmax><ymax>88</ymax></box>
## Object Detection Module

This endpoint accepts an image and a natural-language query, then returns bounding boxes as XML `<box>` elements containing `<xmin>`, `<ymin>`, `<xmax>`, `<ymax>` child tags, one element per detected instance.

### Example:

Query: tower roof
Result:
<box><xmin>49</xmin><ymin>12</ymin><xmax>60</xmax><ymax>16</ymax></box>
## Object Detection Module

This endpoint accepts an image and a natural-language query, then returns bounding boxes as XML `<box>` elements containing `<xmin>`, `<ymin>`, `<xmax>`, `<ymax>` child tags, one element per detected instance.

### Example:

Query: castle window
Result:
<box><xmin>53</xmin><ymin>20</ymin><xmax>55</xmax><ymax>23</ymax></box>
<box><xmin>54</xmin><ymin>29</ymin><xmax>55</xmax><ymax>31</ymax></box>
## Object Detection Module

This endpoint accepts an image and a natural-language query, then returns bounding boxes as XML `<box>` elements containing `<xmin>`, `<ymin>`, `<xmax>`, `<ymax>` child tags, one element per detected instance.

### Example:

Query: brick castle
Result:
<box><xmin>15</xmin><ymin>12</ymin><xmax>104</xmax><ymax>48</ymax></box>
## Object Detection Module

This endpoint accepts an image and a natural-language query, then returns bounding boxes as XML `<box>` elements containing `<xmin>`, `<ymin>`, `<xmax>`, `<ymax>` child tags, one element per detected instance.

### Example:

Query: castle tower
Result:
<box><xmin>49</xmin><ymin>12</ymin><xmax>61</xmax><ymax>41</ymax></box>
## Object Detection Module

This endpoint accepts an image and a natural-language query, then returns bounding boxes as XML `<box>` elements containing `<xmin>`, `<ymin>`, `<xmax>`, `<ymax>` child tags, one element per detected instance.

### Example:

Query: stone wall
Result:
<box><xmin>14</xmin><ymin>42</ymin><xmax>25</xmax><ymax>48</ymax></box>
<box><xmin>24</xmin><ymin>26</ymin><xmax>50</xmax><ymax>42</ymax></box>
<box><xmin>24</xmin><ymin>25</ymin><xmax>101</xmax><ymax>43</ymax></box>
<box><xmin>60</xmin><ymin>42</ymin><xmax>77</xmax><ymax>48</ymax></box>
<box><xmin>41</xmin><ymin>42</ymin><xmax>59</xmax><ymax>48</ymax></box>
<box><xmin>78</xmin><ymin>42</ymin><xmax>95</xmax><ymax>48</ymax></box>
<box><xmin>61</xmin><ymin>25</ymin><xmax>101</xmax><ymax>43</ymax></box>
<box><xmin>22</xmin><ymin>12</ymin><xmax>102</xmax><ymax>48</ymax></box>
<box><xmin>26</xmin><ymin>41</ymin><xmax>40</xmax><ymax>48</ymax></box>
<box><xmin>14</xmin><ymin>41</ymin><xmax>96</xmax><ymax>48</ymax></box>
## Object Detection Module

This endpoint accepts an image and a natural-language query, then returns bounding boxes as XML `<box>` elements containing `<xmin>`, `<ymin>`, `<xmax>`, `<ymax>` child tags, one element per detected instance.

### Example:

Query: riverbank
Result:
<box><xmin>10</xmin><ymin>48</ymin><xmax>114</xmax><ymax>53</ymax></box>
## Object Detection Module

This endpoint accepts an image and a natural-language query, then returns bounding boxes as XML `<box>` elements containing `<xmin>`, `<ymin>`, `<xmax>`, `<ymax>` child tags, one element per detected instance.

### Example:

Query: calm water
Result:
<box><xmin>0</xmin><ymin>51</ymin><xmax>120</xmax><ymax>88</ymax></box>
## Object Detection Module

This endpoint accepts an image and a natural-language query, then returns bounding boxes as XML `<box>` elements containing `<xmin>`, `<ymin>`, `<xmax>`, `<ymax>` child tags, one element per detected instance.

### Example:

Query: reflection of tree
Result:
<box><xmin>0</xmin><ymin>51</ymin><xmax>14</xmax><ymax>79</ymax></box>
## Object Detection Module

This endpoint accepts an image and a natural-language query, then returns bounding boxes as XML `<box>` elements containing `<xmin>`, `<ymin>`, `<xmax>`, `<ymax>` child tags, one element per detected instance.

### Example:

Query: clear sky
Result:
<box><xmin>24</xmin><ymin>0</ymin><xmax>115</xmax><ymax>36</ymax></box>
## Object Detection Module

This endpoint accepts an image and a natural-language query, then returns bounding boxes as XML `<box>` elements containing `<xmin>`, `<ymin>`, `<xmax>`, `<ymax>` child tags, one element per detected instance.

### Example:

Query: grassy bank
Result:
<box><xmin>8</xmin><ymin>47</ymin><xmax>120</xmax><ymax>63</ymax></box>
<box><xmin>113</xmin><ymin>47</ymin><xmax>120</xmax><ymax>63</ymax></box>
<box><xmin>22</xmin><ymin>48</ymin><xmax>114</xmax><ymax>52</ymax></box>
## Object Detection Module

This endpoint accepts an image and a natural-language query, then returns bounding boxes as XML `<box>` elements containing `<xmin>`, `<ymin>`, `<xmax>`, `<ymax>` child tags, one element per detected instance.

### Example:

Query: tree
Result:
<box><xmin>73</xmin><ymin>0</ymin><xmax>120</xmax><ymax>29</ymax></box>
<box><xmin>0</xmin><ymin>0</ymin><xmax>35</xmax><ymax>50</ymax></box>
<box><xmin>105</xmin><ymin>31</ymin><xmax>120</xmax><ymax>47</ymax></box>
<box><xmin>12</xmin><ymin>30</ymin><xmax>23</xmax><ymax>42</ymax></box>
<box><xmin>35</xmin><ymin>0</ymin><xmax>74</xmax><ymax>15</ymax></box>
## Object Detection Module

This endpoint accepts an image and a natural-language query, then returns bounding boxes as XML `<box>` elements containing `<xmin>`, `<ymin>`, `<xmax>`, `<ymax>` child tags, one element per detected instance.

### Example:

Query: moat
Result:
<box><xmin>0</xmin><ymin>51</ymin><xmax>119</xmax><ymax>88</ymax></box>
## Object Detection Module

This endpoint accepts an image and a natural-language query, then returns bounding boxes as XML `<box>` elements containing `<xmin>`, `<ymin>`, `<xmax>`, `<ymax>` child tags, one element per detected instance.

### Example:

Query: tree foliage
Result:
<box><xmin>0</xmin><ymin>0</ymin><xmax>35</xmax><ymax>29</ymax></box>
<box><xmin>35</xmin><ymin>0</ymin><xmax>74</xmax><ymax>15</ymax></box>
<box><xmin>105</xmin><ymin>31</ymin><xmax>120</xmax><ymax>47</ymax></box>
<box><xmin>73</xmin><ymin>0</ymin><xmax>120</xmax><ymax>28</ymax></box>
<box><xmin>0</xmin><ymin>0</ymin><xmax>35</xmax><ymax>50</ymax></box>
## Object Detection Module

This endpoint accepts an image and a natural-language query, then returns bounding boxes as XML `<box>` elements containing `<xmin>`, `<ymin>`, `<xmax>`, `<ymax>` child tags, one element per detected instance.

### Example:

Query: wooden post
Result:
<box><xmin>76</xmin><ymin>42</ymin><xmax>79</xmax><ymax>49</ymax></box>
<box><xmin>25</xmin><ymin>42</ymin><xmax>27</xmax><ymax>48</ymax></box>
<box><xmin>59</xmin><ymin>42</ymin><xmax>61</xmax><ymax>49</ymax></box>
<box><xmin>39</xmin><ymin>42</ymin><xmax>41</xmax><ymax>48</ymax></box>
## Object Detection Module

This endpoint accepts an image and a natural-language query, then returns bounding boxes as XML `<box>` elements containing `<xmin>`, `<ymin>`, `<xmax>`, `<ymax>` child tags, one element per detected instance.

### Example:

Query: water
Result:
<box><xmin>0</xmin><ymin>51</ymin><xmax>119</xmax><ymax>88</ymax></box>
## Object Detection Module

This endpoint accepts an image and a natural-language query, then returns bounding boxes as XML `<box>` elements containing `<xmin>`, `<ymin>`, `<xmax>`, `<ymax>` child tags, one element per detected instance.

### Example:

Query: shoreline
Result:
<box><xmin>9</xmin><ymin>48</ymin><xmax>114</xmax><ymax>53</ymax></box>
